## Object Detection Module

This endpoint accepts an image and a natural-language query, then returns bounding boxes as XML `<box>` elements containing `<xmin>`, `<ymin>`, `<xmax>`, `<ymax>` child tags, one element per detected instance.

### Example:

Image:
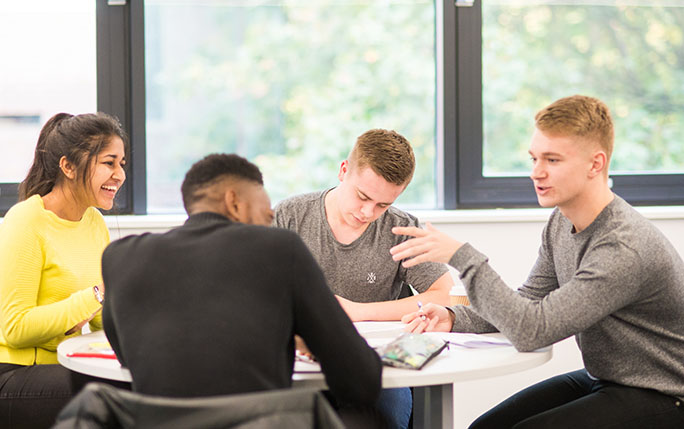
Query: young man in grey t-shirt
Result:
<box><xmin>274</xmin><ymin>129</ymin><xmax>452</xmax><ymax>321</ymax></box>
<box><xmin>274</xmin><ymin>129</ymin><xmax>452</xmax><ymax>429</ymax></box>
<box><xmin>393</xmin><ymin>95</ymin><xmax>684</xmax><ymax>427</ymax></box>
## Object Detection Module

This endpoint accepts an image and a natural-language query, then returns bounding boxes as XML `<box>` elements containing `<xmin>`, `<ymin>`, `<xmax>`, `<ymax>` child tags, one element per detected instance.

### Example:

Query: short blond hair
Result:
<box><xmin>535</xmin><ymin>95</ymin><xmax>614</xmax><ymax>162</ymax></box>
<box><xmin>348</xmin><ymin>129</ymin><xmax>415</xmax><ymax>186</ymax></box>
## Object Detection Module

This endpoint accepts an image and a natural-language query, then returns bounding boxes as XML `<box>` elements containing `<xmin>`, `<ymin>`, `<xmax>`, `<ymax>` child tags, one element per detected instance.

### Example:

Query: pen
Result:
<box><xmin>417</xmin><ymin>301</ymin><xmax>426</xmax><ymax>320</ymax></box>
<box><xmin>67</xmin><ymin>352</ymin><xmax>117</xmax><ymax>359</ymax></box>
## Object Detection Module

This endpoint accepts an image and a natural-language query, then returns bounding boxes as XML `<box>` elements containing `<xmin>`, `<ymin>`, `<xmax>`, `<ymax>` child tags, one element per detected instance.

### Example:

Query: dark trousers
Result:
<box><xmin>470</xmin><ymin>369</ymin><xmax>684</xmax><ymax>429</ymax></box>
<box><xmin>0</xmin><ymin>363</ymin><xmax>130</xmax><ymax>429</ymax></box>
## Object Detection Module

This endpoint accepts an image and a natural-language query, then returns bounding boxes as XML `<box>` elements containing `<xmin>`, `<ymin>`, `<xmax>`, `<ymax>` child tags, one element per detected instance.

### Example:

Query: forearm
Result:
<box><xmin>347</xmin><ymin>272</ymin><xmax>452</xmax><ymax>321</ymax></box>
<box><xmin>350</xmin><ymin>291</ymin><xmax>443</xmax><ymax>321</ymax></box>
<box><xmin>353</xmin><ymin>297</ymin><xmax>421</xmax><ymax>321</ymax></box>
<box><xmin>1</xmin><ymin>288</ymin><xmax>101</xmax><ymax>348</ymax></box>
<box><xmin>319</xmin><ymin>337</ymin><xmax>382</xmax><ymax>405</ymax></box>
<box><xmin>449</xmin><ymin>244</ymin><xmax>553</xmax><ymax>350</ymax></box>
<box><xmin>296</xmin><ymin>255</ymin><xmax>382</xmax><ymax>404</ymax></box>
<box><xmin>448</xmin><ymin>305</ymin><xmax>498</xmax><ymax>333</ymax></box>
<box><xmin>449</xmin><ymin>243</ymin><xmax>637</xmax><ymax>351</ymax></box>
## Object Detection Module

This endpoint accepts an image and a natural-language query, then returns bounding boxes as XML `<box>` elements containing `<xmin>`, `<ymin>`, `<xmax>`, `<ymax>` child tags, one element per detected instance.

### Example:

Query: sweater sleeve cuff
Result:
<box><xmin>77</xmin><ymin>287</ymin><xmax>102</xmax><ymax>315</ymax></box>
<box><xmin>448</xmin><ymin>242</ymin><xmax>488</xmax><ymax>273</ymax></box>
<box><xmin>446</xmin><ymin>306</ymin><xmax>458</xmax><ymax>331</ymax></box>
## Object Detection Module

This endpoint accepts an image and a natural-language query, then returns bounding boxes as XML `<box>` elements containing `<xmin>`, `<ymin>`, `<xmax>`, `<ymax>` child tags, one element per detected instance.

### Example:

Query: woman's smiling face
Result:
<box><xmin>87</xmin><ymin>136</ymin><xmax>126</xmax><ymax>210</ymax></box>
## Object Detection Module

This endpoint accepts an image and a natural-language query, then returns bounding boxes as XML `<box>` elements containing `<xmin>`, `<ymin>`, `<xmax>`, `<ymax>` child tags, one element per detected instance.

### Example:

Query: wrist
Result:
<box><xmin>350</xmin><ymin>301</ymin><xmax>371</xmax><ymax>322</ymax></box>
<box><xmin>92</xmin><ymin>285</ymin><xmax>104</xmax><ymax>304</ymax></box>
<box><xmin>359</xmin><ymin>302</ymin><xmax>374</xmax><ymax>321</ymax></box>
<box><xmin>446</xmin><ymin>306</ymin><xmax>457</xmax><ymax>326</ymax></box>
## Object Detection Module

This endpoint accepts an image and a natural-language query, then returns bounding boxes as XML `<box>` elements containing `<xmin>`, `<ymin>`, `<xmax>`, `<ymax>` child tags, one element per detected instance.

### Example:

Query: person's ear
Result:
<box><xmin>59</xmin><ymin>156</ymin><xmax>77</xmax><ymax>180</ymax></box>
<box><xmin>588</xmin><ymin>150</ymin><xmax>607</xmax><ymax>179</ymax></box>
<box><xmin>223</xmin><ymin>189</ymin><xmax>242</xmax><ymax>222</ymax></box>
<box><xmin>338</xmin><ymin>160</ymin><xmax>349</xmax><ymax>182</ymax></box>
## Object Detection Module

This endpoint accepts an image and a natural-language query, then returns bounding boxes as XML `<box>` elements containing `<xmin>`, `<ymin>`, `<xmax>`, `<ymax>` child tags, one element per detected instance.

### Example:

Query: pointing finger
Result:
<box><xmin>392</xmin><ymin>226</ymin><xmax>427</xmax><ymax>238</ymax></box>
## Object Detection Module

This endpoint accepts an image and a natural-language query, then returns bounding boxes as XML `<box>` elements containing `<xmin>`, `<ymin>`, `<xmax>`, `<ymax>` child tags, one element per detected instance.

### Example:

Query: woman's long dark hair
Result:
<box><xmin>18</xmin><ymin>112</ymin><xmax>129</xmax><ymax>202</ymax></box>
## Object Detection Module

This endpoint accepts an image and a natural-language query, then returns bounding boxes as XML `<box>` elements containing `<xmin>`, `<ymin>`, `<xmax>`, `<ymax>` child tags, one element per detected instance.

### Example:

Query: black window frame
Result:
<box><xmin>2</xmin><ymin>0</ymin><xmax>683</xmax><ymax>216</ymax></box>
<box><xmin>0</xmin><ymin>0</ymin><xmax>145</xmax><ymax>217</ymax></box>
<box><xmin>448</xmin><ymin>0</ymin><xmax>684</xmax><ymax>209</ymax></box>
<box><xmin>96</xmin><ymin>0</ymin><xmax>147</xmax><ymax>215</ymax></box>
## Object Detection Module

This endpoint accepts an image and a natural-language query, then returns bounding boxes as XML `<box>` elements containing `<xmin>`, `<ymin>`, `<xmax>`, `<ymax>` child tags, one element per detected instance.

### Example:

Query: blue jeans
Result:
<box><xmin>470</xmin><ymin>369</ymin><xmax>684</xmax><ymax>428</ymax></box>
<box><xmin>376</xmin><ymin>387</ymin><xmax>412</xmax><ymax>429</ymax></box>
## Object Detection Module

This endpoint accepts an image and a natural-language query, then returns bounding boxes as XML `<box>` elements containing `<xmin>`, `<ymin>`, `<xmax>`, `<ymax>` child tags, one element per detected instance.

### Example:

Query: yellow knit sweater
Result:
<box><xmin>0</xmin><ymin>195</ymin><xmax>107</xmax><ymax>365</ymax></box>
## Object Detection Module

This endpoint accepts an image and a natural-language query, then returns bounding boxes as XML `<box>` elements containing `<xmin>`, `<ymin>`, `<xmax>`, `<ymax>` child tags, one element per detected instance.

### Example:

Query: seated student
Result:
<box><xmin>273</xmin><ymin>128</ymin><xmax>453</xmax><ymax>429</ymax></box>
<box><xmin>274</xmin><ymin>129</ymin><xmax>451</xmax><ymax>321</ymax></box>
<box><xmin>392</xmin><ymin>95</ymin><xmax>684</xmax><ymax>428</ymax></box>
<box><xmin>0</xmin><ymin>112</ymin><xmax>128</xmax><ymax>428</ymax></box>
<box><xmin>101</xmin><ymin>154</ymin><xmax>383</xmax><ymax>426</ymax></box>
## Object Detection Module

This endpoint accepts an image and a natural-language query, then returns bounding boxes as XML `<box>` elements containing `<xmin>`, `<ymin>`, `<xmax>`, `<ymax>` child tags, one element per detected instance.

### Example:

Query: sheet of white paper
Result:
<box><xmin>294</xmin><ymin>359</ymin><xmax>321</xmax><ymax>373</ymax></box>
<box><xmin>354</xmin><ymin>321</ymin><xmax>406</xmax><ymax>339</ymax></box>
<box><xmin>424</xmin><ymin>332</ymin><xmax>512</xmax><ymax>348</ymax></box>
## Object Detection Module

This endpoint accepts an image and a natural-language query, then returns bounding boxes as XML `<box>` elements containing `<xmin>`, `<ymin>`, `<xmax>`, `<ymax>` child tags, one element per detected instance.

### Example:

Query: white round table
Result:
<box><xmin>58</xmin><ymin>322</ymin><xmax>552</xmax><ymax>429</ymax></box>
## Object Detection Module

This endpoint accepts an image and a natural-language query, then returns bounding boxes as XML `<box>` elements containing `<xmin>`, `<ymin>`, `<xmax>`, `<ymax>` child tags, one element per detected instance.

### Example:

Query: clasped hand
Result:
<box><xmin>64</xmin><ymin>284</ymin><xmax>105</xmax><ymax>335</ymax></box>
<box><xmin>401</xmin><ymin>302</ymin><xmax>454</xmax><ymax>334</ymax></box>
<box><xmin>64</xmin><ymin>308</ymin><xmax>100</xmax><ymax>336</ymax></box>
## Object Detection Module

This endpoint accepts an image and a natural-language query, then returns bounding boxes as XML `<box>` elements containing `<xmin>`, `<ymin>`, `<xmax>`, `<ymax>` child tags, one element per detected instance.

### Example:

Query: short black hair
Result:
<box><xmin>181</xmin><ymin>153</ymin><xmax>263</xmax><ymax>212</ymax></box>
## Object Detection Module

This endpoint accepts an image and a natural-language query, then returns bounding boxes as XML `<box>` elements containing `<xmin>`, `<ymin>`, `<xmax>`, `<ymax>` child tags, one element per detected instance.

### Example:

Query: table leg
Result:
<box><xmin>413</xmin><ymin>383</ymin><xmax>454</xmax><ymax>429</ymax></box>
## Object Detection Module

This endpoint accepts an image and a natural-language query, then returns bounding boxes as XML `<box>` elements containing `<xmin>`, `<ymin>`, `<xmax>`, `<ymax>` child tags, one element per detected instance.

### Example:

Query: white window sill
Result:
<box><xmin>99</xmin><ymin>206</ymin><xmax>684</xmax><ymax>230</ymax></box>
<box><xmin>4</xmin><ymin>206</ymin><xmax>683</xmax><ymax>228</ymax></box>
<box><xmin>417</xmin><ymin>205</ymin><xmax>684</xmax><ymax>224</ymax></box>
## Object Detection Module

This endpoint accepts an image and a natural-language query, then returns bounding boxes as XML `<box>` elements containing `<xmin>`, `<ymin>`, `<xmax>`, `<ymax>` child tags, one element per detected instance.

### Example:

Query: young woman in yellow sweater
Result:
<box><xmin>0</xmin><ymin>112</ymin><xmax>127</xmax><ymax>428</ymax></box>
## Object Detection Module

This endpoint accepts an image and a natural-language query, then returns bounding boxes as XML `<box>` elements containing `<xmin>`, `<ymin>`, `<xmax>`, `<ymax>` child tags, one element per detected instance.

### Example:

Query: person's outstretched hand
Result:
<box><xmin>390</xmin><ymin>222</ymin><xmax>463</xmax><ymax>268</ymax></box>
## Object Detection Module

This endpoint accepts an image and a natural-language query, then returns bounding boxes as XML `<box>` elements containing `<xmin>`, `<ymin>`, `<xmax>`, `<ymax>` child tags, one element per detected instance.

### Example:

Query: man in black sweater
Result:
<box><xmin>101</xmin><ymin>154</ymin><xmax>382</xmax><ymax>418</ymax></box>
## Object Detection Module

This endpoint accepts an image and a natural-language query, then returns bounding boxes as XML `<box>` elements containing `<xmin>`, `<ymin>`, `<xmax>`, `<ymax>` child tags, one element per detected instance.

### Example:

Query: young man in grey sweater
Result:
<box><xmin>391</xmin><ymin>95</ymin><xmax>684</xmax><ymax>428</ymax></box>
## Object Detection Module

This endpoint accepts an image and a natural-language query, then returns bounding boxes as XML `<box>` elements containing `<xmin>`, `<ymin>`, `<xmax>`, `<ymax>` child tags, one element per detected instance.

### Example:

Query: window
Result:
<box><xmin>483</xmin><ymin>1</ymin><xmax>684</xmax><ymax>177</ymax></box>
<box><xmin>454</xmin><ymin>0</ymin><xmax>684</xmax><ymax>208</ymax></box>
<box><xmin>4</xmin><ymin>0</ymin><xmax>684</xmax><ymax>216</ymax></box>
<box><xmin>144</xmin><ymin>0</ymin><xmax>437</xmax><ymax>213</ymax></box>
<box><xmin>0</xmin><ymin>1</ymin><xmax>96</xmax><ymax>212</ymax></box>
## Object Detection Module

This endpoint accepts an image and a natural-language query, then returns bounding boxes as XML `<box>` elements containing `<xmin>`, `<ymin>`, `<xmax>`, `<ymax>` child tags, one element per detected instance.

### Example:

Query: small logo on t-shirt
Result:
<box><xmin>367</xmin><ymin>272</ymin><xmax>376</xmax><ymax>284</ymax></box>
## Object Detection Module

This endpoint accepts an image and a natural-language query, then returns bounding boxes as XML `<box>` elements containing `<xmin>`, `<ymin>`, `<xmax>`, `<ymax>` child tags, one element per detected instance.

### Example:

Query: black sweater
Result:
<box><xmin>102</xmin><ymin>212</ymin><xmax>381</xmax><ymax>405</ymax></box>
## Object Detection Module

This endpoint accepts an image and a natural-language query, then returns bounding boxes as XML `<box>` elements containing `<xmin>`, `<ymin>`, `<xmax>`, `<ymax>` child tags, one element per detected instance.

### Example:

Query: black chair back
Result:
<box><xmin>53</xmin><ymin>383</ymin><xmax>345</xmax><ymax>429</ymax></box>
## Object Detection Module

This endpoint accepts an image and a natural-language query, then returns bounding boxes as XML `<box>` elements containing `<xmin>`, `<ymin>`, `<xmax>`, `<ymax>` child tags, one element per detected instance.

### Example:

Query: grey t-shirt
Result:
<box><xmin>273</xmin><ymin>190</ymin><xmax>448</xmax><ymax>302</ymax></box>
<box><xmin>449</xmin><ymin>195</ymin><xmax>684</xmax><ymax>400</ymax></box>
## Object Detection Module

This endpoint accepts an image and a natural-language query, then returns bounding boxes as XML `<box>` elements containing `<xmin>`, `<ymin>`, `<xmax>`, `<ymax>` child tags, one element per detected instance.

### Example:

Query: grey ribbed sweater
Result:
<box><xmin>448</xmin><ymin>195</ymin><xmax>684</xmax><ymax>400</ymax></box>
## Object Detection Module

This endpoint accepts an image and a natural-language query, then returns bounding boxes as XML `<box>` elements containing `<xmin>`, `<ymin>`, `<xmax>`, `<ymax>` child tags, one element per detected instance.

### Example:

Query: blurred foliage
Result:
<box><xmin>145</xmin><ymin>1</ymin><xmax>435</xmax><ymax>212</ymax></box>
<box><xmin>483</xmin><ymin>3</ymin><xmax>684</xmax><ymax>176</ymax></box>
<box><xmin>145</xmin><ymin>1</ymin><xmax>684</xmax><ymax>213</ymax></box>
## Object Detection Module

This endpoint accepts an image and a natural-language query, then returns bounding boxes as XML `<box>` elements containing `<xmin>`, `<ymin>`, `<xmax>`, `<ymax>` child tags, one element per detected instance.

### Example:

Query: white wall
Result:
<box><xmin>103</xmin><ymin>207</ymin><xmax>684</xmax><ymax>429</ymax></box>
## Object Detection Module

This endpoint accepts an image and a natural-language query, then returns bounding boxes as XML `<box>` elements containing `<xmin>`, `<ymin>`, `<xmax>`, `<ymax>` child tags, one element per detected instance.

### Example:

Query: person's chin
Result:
<box><xmin>535</xmin><ymin>195</ymin><xmax>556</xmax><ymax>208</ymax></box>
<box><xmin>349</xmin><ymin>215</ymin><xmax>368</xmax><ymax>227</ymax></box>
<box><xmin>98</xmin><ymin>199</ymin><xmax>115</xmax><ymax>211</ymax></box>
